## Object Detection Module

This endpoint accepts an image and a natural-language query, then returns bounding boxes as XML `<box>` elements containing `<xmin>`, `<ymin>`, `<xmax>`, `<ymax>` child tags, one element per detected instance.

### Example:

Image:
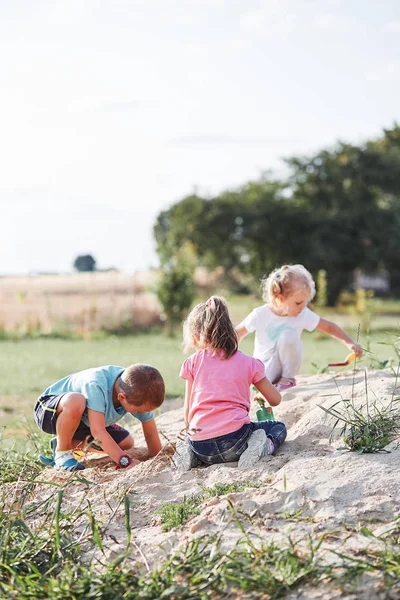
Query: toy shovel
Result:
<box><xmin>328</xmin><ymin>352</ymin><xmax>357</xmax><ymax>367</ymax></box>
<box><xmin>256</xmin><ymin>398</ymin><xmax>274</xmax><ymax>421</ymax></box>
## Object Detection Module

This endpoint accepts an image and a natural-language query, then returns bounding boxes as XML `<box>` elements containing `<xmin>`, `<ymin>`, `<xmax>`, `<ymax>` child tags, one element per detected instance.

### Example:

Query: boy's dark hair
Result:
<box><xmin>119</xmin><ymin>364</ymin><xmax>165</xmax><ymax>408</ymax></box>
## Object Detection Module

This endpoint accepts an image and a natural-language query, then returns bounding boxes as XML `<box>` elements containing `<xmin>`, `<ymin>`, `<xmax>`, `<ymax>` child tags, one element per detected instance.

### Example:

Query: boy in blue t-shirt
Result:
<box><xmin>34</xmin><ymin>364</ymin><xmax>165</xmax><ymax>472</ymax></box>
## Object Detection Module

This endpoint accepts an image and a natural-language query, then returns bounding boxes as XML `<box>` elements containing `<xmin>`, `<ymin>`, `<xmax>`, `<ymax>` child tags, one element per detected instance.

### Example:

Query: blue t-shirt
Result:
<box><xmin>42</xmin><ymin>365</ymin><xmax>154</xmax><ymax>427</ymax></box>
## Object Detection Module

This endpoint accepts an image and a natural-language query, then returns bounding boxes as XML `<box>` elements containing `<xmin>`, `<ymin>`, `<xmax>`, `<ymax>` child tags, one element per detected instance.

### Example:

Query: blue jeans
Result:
<box><xmin>188</xmin><ymin>421</ymin><xmax>287</xmax><ymax>466</ymax></box>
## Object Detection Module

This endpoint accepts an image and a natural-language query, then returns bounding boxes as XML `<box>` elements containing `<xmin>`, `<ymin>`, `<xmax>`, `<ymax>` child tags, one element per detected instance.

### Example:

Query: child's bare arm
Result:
<box><xmin>317</xmin><ymin>318</ymin><xmax>363</xmax><ymax>356</ymax></box>
<box><xmin>141</xmin><ymin>418</ymin><xmax>161</xmax><ymax>457</ymax></box>
<box><xmin>88</xmin><ymin>409</ymin><xmax>138</xmax><ymax>465</ymax></box>
<box><xmin>235</xmin><ymin>324</ymin><xmax>249</xmax><ymax>343</ymax></box>
<box><xmin>184</xmin><ymin>380</ymin><xmax>193</xmax><ymax>428</ymax></box>
<box><xmin>253</xmin><ymin>377</ymin><xmax>281</xmax><ymax>407</ymax></box>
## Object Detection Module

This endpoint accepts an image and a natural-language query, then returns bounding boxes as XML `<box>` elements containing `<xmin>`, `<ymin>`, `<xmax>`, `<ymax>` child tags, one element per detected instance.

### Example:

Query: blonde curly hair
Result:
<box><xmin>262</xmin><ymin>264</ymin><xmax>315</xmax><ymax>307</ymax></box>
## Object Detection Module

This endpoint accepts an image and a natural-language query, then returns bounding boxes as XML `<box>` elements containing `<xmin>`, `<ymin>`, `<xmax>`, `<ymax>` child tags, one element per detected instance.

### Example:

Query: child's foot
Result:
<box><xmin>38</xmin><ymin>436</ymin><xmax>57</xmax><ymax>467</ymax></box>
<box><xmin>238</xmin><ymin>430</ymin><xmax>275</xmax><ymax>470</ymax></box>
<box><xmin>38</xmin><ymin>438</ymin><xmax>85</xmax><ymax>471</ymax></box>
<box><xmin>54</xmin><ymin>450</ymin><xmax>86</xmax><ymax>471</ymax></box>
<box><xmin>275</xmin><ymin>377</ymin><xmax>296</xmax><ymax>392</ymax></box>
<box><xmin>173</xmin><ymin>438</ymin><xmax>198</xmax><ymax>472</ymax></box>
<box><xmin>38</xmin><ymin>454</ymin><xmax>55</xmax><ymax>467</ymax></box>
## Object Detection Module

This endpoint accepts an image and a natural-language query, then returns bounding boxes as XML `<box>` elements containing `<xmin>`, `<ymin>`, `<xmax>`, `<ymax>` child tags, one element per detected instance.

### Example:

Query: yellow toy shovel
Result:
<box><xmin>328</xmin><ymin>352</ymin><xmax>357</xmax><ymax>367</ymax></box>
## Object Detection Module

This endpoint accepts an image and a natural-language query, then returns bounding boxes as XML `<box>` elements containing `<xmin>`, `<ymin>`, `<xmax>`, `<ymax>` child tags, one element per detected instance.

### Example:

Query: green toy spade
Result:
<box><xmin>256</xmin><ymin>398</ymin><xmax>274</xmax><ymax>422</ymax></box>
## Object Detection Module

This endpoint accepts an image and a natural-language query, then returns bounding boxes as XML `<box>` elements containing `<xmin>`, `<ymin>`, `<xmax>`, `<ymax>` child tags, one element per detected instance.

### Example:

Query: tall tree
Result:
<box><xmin>156</xmin><ymin>242</ymin><xmax>196</xmax><ymax>336</ymax></box>
<box><xmin>286</xmin><ymin>127</ymin><xmax>400</xmax><ymax>302</ymax></box>
<box><xmin>153</xmin><ymin>125</ymin><xmax>400</xmax><ymax>304</ymax></box>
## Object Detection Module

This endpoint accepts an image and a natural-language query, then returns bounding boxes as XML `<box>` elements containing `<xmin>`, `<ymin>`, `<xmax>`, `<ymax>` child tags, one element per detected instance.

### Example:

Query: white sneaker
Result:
<box><xmin>238</xmin><ymin>430</ymin><xmax>274</xmax><ymax>470</ymax></box>
<box><xmin>54</xmin><ymin>450</ymin><xmax>86</xmax><ymax>471</ymax></box>
<box><xmin>173</xmin><ymin>438</ymin><xmax>198</xmax><ymax>472</ymax></box>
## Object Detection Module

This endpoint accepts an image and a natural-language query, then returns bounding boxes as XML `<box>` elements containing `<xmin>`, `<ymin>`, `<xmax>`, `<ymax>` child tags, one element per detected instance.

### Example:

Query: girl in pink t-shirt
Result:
<box><xmin>173</xmin><ymin>296</ymin><xmax>287</xmax><ymax>472</ymax></box>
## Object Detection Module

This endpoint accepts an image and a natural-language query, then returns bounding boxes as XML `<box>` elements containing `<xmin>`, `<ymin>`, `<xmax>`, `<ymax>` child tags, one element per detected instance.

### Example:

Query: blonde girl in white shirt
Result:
<box><xmin>236</xmin><ymin>264</ymin><xmax>363</xmax><ymax>392</ymax></box>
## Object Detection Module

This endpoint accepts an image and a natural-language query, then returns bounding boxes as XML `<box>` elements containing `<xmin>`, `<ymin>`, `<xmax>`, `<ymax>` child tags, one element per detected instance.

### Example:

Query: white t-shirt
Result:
<box><xmin>241</xmin><ymin>304</ymin><xmax>320</xmax><ymax>364</ymax></box>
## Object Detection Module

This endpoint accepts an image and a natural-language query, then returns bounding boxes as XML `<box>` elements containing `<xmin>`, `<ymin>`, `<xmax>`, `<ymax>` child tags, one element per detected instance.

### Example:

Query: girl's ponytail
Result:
<box><xmin>183</xmin><ymin>296</ymin><xmax>238</xmax><ymax>358</ymax></box>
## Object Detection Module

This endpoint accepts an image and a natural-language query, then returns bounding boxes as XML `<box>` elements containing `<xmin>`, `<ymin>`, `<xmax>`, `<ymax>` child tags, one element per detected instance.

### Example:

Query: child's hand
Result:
<box><xmin>253</xmin><ymin>377</ymin><xmax>282</xmax><ymax>407</ymax></box>
<box><xmin>125</xmin><ymin>458</ymin><xmax>140</xmax><ymax>470</ymax></box>
<box><xmin>115</xmin><ymin>456</ymin><xmax>140</xmax><ymax>470</ymax></box>
<box><xmin>348</xmin><ymin>342</ymin><xmax>363</xmax><ymax>357</ymax></box>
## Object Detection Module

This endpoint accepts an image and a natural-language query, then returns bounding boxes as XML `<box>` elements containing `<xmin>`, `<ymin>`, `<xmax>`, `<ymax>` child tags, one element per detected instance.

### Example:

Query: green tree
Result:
<box><xmin>154</xmin><ymin>179</ymin><xmax>294</xmax><ymax>289</ymax></box>
<box><xmin>153</xmin><ymin>125</ymin><xmax>400</xmax><ymax>304</ymax></box>
<box><xmin>286</xmin><ymin>128</ymin><xmax>400</xmax><ymax>303</ymax></box>
<box><xmin>157</xmin><ymin>243</ymin><xmax>196</xmax><ymax>336</ymax></box>
<box><xmin>73</xmin><ymin>254</ymin><xmax>96</xmax><ymax>272</ymax></box>
<box><xmin>154</xmin><ymin>195</ymin><xmax>208</xmax><ymax>264</ymax></box>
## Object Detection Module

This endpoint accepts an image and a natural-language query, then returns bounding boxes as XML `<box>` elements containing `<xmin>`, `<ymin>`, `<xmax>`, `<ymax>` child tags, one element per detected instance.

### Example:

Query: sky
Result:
<box><xmin>1</xmin><ymin>0</ymin><xmax>400</xmax><ymax>275</ymax></box>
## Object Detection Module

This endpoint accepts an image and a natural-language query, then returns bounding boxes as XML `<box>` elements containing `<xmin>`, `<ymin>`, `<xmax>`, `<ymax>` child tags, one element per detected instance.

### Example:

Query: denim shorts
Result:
<box><xmin>189</xmin><ymin>420</ymin><xmax>287</xmax><ymax>466</ymax></box>
<box><xmin>33</xmin><ymin>394</ymin><xmax>130</xmax><ymax>445</ymax></box>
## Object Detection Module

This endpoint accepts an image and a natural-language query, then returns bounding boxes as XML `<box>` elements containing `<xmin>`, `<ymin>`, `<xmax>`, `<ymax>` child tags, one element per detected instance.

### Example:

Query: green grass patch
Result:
<box><xmin>319</xmin><ymin>370</ymin><xmax>400</xmax><ymax>453</ymax></box>
<box><xmin>157</xmin><ymin>481</ymin><xmax>263</xmax><ymax>531</ymax></box>
<box><xmin>0</xmin><ymin>517</ymin><xmax>324</xmax><ymax>599</ymax></box>
<box><xmin>1</xmin><ymin>524</ymin><xmax>399</xmax><ymax>599</ymax></box>
<box><xmin>157</xmin><ymin>494</ymin><xmax>203</xmax><ymax>531</ymax></box>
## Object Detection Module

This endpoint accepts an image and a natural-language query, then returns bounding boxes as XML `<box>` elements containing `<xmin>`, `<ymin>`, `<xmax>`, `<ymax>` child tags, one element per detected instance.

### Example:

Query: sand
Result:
<box><xmin>5</xmin><ymin>368</ymin><xmax>400</xmax><ymax>598</ymax></box>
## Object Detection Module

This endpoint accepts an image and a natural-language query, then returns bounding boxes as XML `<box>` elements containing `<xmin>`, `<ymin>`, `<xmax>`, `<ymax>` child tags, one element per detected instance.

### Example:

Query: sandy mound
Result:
<box><xmin>5</xmin><ymin>368</ymin><xmax>400</xmax><ymax>597</ymax></box>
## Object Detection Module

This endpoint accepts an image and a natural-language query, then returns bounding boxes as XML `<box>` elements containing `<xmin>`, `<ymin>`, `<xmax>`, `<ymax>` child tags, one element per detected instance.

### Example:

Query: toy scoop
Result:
<box><xmin>328</xmin><ymin>352</ymin><xmax>357</xmax><ymax>367</ymax></box>
<box><xmin>256</xmin><ymin>398</ymin><xmax>274</xmax><ymax>421</ymax></box>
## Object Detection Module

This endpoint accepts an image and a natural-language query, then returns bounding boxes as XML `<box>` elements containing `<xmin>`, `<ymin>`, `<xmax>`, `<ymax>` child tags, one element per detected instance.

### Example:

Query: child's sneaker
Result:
<box><xmin>38</xmin><ymin>436</ymin><xmax>57</xmax><ymax>467</ymax></box>
<box><xmin>173</xmin><ymin>438</ymin><xmax>198</xmax><ymax>472</ymax></box>
<box><xmin>39</xmin><ymin>438</ymin><xmax>85</xmax><ymax>471</ymax></box>
<box><xmin>275</xmin><ymin>378</ymin><xmax>296</xmax><ymax>392</ymax></box>
<box><xmin>238</xmin><ymin>430</ymin><xmax>275</xmax><ymax>470</ymax></box>
<box><xmin>54</xmin><ymin>451</ymin><xmax>86</xmax><ymax>471</ymax></box>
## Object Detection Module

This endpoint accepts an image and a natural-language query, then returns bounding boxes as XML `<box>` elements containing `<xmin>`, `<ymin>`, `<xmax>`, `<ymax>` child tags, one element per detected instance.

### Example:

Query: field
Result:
<box><xmin>0</xmin><ymin>271</ymin><xmax>161</xmax><ymax>336</ymax></box>
<box><xmin>1</xmin><ymin>273</ymin><xmax>400</xmax><ymax>599</ymax></box>
<box><xmin>1</xmin><ymin>272</ymin><xmax>399</xmax><ymax>439</ymax></box>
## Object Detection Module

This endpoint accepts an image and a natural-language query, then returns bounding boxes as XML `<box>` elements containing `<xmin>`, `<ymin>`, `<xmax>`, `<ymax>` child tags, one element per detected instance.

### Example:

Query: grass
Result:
<box><xmin>0</xmin><ymin>325</ymin><xmax>398</xmax><ymax>441</ymax></box>
<box><xmin>0</xmin><ymin>333</ymin><xmax>187</xmax><ymax>398</ymax></box>
<box><xmin>1</xmin><ymin>475</ymin><xmax>399</xmax><ymax>599</ymax></box>
<box><xmin>0</xmin><ymin>333</ymin><xmax>188</xmax><ymax>440</ymax></box>
<box><xmin>157</xmin><ymin>494</ymin><xmax>203</xmax><ymax>531</ymax></box>
<box><xmin>0</xmin><ymin>442</ymin><xmax>399</xmax><ymax>598</ymax></box>
<box><xmin>156</xmin><ymin>481</ymin><xmax>264</xmax><ymax>531</ymax></box>
<box><xmin>0</xmin><ymin>271</ymin><xmax>160</xmax><ymax>338</ymax></box>
<box><xmin>319</xmin><ymin>365</ymin><xmax>400</xmax><ymax>453</ymax></box>
<box><xmin>0</xmin><ymin>517</ymin><xmax>325</xmax><ymax>599</ymax></box>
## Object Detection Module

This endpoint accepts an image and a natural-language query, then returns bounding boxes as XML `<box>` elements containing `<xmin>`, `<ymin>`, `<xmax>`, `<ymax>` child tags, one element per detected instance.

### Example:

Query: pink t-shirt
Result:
<box><xmin>180</xmin><ymin>349</ymin><xmax>266</xmax><ymax>441</ymax></box>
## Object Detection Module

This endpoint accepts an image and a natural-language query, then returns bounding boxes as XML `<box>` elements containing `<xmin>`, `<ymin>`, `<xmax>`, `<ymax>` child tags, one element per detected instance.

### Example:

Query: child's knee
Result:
<box><xmin>274</xmin><ymin>422</ymin><xmax>287</xmax><ymax>446</ymax></box>
<box><xmin>119</xmin><ymin>435</ymin><xmax>134</xmax><ymax>449</ymax></box>
<box><xmin>57</xmin><ymin>393</ymin><xmax>86</xmax><ymax>417</ymax></box>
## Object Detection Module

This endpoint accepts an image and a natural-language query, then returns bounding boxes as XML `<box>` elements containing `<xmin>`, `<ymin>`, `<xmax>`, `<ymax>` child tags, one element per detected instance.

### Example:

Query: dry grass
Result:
<box><xmin>0</xmin><ymin>269</ymin><xmax>223</xmax><ymax>337</ymax></box>
<box><xmin>0</xmin><ymin>271</ymin><xmax>161</xmax><ymax>335</ymax></box>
